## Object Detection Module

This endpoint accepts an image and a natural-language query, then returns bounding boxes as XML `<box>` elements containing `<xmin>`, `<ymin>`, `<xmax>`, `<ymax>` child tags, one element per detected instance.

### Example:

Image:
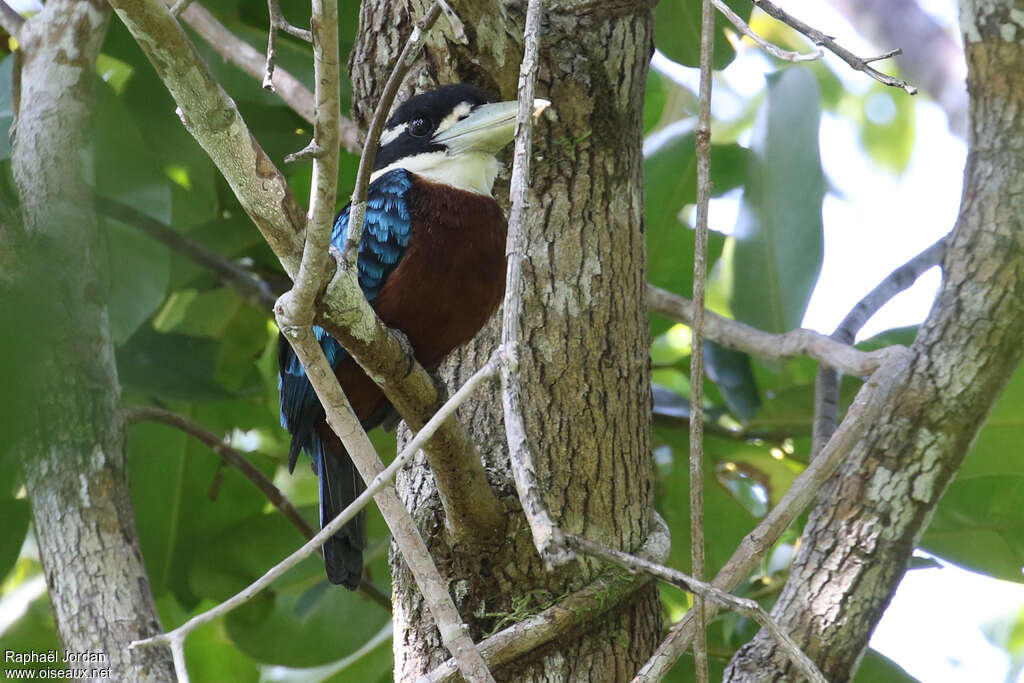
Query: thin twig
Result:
<box><xmin>169</xmin><ymin>0</ymin><xmax>193</xmax><ymax>17</ymax></box>
<box><xmin>565</xmin><ymin>533</ymin><xmax>828</xmax><ymax>683</ymax></box>
<box><xmin>632</xmin><ymin>350</ymin><xmax>912</xmax><ymax>681</ymax></box>
<box><xmin>689</xmin><ymin>0</ymin><xmax>716</xmax><ymax>678</ymax></box>
<box><xmin>96</xmin><ymin>197</ymin><xmax>278</xmax><ymax>313</ymax></box>
<box><xmin>164</xmin><ymin>0</ymin><xmax>360</xmax><ymax>153</ymax></box>
<box><xmin>0</xmin><ymin>0</ymin><xmax>24</xmax><ymax>37</ymax></box>
<box><xmin>263</xmin><ymin>0</ymin><xmax>311</xmax><ymax>89</ymax></box>
<box><xmin>425</xmin><ymin>515</ymin><xmax>672</xmax><ymax>683</ymax></box>
<box><xmin>712</xmin><ymin>0</ymin><xmax>820</xmax><ymax>62</ymax></box>
<box><xmin>277</xmin><ymin>0</ymin><xmax>339</xmax><ymax>325</ymax></box>
<box><xmin>811</xmin><ymin>235</ymin><xmax>947</xmax><ymax>456</ymax></box>
<box><xmin>340</xmin><ymin>0</ymin><xmax>448</xmax><ymax>268</ymax></box>
<box><xmin>131</xmin><ymin>351</ymin><xmax>502</xmax><ymax>682</ymax></box>
<box><xmin>499</xmin><ymin>0</ymin><xmax>570</xmax><ymax>568</ymax></box>
<box><xmin>751</xmin><ymin>0</ymin><xmax>918</xmax><ymax>94</ymax></box>
<box><xmin>647</xmin><ymin>283</ymin><xmax>899</xmax><ymax>376</ymax></box>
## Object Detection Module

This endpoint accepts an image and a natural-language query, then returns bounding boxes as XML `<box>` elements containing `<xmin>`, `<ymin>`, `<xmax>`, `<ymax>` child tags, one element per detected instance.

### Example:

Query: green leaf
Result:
<box><xmin>857</xmin><ymin>84</ymin><xmax>916</xmax><ymax>175</ymax></box>
<box><xmin>705</xmin><ymin>342</ymin><xmax>760</xmax><ymax>422</ymax></box>
<box><xmin>101</xmin><ymin>217</ymin><xmax>171</xmax><ymax>345</ymax></box>
<box><xmin>959</xmin><ymin>364</ymin><xmax>1024</xmax><ymax>479</ymax></box>
<box><xmin>644</xmin><ymin>129</ymin><xmax>747</xmax><ymax>335</ymax></box>
<box><xmin>854</xmin><ymin>649</ymin><xmax>919</xmax><ymax>682</ymax></box>
<box><xmin>921</xmin><ymin>474</ymin><xmax>1024</xmax><ymax>583</ymax></box>
<box><xmin>117</xmin><ymin>326</ymin><xmax>236</xmax><ymax>400</ymax></box>
<box><xmin>127</xmin><ymin>417</ymin><xmax>277</xmax><ymax>600</ymax></box>
<box><xmin>655</xmin><ymin>429</ymin><xmax>759</xmax><ymax>575</ymax></box>
<box><xmin>654</xmin><ymin>0</ymin><xmax>751</xmax><ymax>70</ymax></box>
<box><xmin>189</xmin><ymin>513</ymin><xmax>390</xmax><ymax>667</ymax></box>
<box><xmin>0</xmin><ymin>499</ymin><xmax>29</xmax><ymax>582</ymax></box>
<box><xmin>0</xmin><ymin>55</ymin><xmax>13</xmax><ymax>161</ymax></box>
<box><xmin>94</xmin><ymin>80</ymin><xmax>173</xmax><ymax>224</ymax></box>
<box><xmin>731</xmin><ymin>67</ymin><xmax>825</xmax><ymax>334</ymax></box>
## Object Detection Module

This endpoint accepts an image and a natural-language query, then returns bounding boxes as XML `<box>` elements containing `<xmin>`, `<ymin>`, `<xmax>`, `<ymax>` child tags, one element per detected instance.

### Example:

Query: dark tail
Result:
<box><xmin>315</xmin><ymin>438</ymin><xmax>366</xmax><ymax>590</ymax></box>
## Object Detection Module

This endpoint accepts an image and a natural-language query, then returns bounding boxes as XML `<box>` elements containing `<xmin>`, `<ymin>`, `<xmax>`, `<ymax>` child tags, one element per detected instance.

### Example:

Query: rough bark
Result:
<box><xmin>725</xmin><ymin>2</ymin><xmax>1024</xmax><ymax>680</ymax></box>
<box><xmin>350</xmin><ymin>1</ymin><xmax>661</xmax><ymax>680</ymax></box>
<box><xmin>7</xmin><ymin>2</ymin><xmax>174</xmax><ymax>680</ymax></box>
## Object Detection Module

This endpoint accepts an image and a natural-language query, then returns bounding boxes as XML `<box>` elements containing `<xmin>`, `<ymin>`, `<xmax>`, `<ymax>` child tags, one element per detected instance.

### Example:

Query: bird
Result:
<box><xmin>278</xmin><ymin>84</ymin><xmax>550</xmax><ymax>589</ymax></box>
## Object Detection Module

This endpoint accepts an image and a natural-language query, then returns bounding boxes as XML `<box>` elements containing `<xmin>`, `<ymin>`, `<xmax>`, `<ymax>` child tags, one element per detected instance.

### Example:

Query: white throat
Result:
<box><xmin>370</xmin><ymin>151</ymin><xmax>501</xmax><ymax>196</ymax></box>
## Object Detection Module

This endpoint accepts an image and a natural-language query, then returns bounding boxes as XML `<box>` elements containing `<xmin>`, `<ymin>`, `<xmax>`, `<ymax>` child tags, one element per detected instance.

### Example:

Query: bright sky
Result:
<box><xmin>655</xmin><ymin>1</ymin><xmax>1024</xmax><ymax>681</ymax></box>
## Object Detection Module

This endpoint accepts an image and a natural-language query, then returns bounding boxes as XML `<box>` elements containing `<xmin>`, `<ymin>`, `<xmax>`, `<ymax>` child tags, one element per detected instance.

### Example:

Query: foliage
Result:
<box><xmin>0</xmin><ymin>0</ymin><xmax>1018</xmax><ymax>681</ymax></box>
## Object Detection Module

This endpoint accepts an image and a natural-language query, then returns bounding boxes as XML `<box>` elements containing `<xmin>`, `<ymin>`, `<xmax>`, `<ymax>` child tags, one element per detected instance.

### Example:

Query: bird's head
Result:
<box><xmin>370</xmin><ymin>84</ymin><xmax>550</xmax><ymax>196</ymax></box>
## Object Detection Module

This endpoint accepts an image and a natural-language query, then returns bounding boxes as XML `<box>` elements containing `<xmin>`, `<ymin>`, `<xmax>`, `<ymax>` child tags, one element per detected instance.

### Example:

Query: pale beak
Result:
<box><xmin>431</xmin><ymin>98</ymin><xmax>552</xmax><ymax>154</ymax></box>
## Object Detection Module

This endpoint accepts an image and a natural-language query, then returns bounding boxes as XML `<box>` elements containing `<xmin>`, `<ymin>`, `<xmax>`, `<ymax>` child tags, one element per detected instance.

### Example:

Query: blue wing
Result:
<box><xmin>278</xmin><ymin>169</ymin><xmax>414</xmax><ymax>470</ymax></box>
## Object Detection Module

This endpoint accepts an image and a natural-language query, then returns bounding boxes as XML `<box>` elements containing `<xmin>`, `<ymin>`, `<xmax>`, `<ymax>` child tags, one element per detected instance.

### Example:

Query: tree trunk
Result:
<box><xmin>350</xmin><ymin>1</ymin><xmax>661</xmax><ymax>679</ymax></box>
<box><xmin>725</xmin><ymin>3</ymin><xmax>1024</xmax><ymax>681</ymax></box>
<box><xmin>7</xmin><ymin>2</ymin><xmax>174</xmax><ymax>680</ymax></box>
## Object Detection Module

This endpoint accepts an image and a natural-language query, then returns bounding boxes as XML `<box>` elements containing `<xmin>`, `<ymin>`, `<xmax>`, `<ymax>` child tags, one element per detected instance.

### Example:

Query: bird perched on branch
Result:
<box><xmin>278</xmin><ymin>84</ymin><xmax>550</xmax><ymax>589</ymax></box>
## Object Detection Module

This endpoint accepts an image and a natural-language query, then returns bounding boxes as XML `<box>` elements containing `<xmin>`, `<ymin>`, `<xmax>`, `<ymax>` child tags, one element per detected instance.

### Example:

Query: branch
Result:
<box><xmin>689</xmin><ymin>0</ymin><xmax>717</xmax><ymax>679</ymax></box>
<box><xmin>425</xmin><ymin>515</ymin><xmax>672</xmax><ymax>683</ymax></box>
<box><xmin>164</xmin><ymin>0</ymin><xmax>360</xmax><ymax>153</ymax></box>
<box><xmin>96</xmin><ymin>197</ymin><xmax>277</xmax><ymax>313</ymax></box>
<box><xmin>750</xmin><ymin>0</ymin><xmax>918</xmax><ymax>94</ymax></box>
<box><xmin>0</xmin><ymin>0</ymin><xmax>23</xmax><ymax>38</ymax></box>
<box><xmin>277</xmin><ymin>0</ymin><xmax>340</xmax><ymax>323</ymax></box>
<box><xmin>812</xmin><ymin>235</ymin><xmax>947</xmax><ymax>455</ymax></box>
<box><xmin>132</xmin><ymin>349</ymin><xmax>503</xmax><ymax>682</ymax></box>
<box><xmin>632</xmin><ymin>349</ymin><xmax>912</xmax><ymax>682</ymax></box>
<box><xmin>109</xmin><ymin>0</ymin><xmax>307</xmax><ymax>278</ymax></box>
<box><xmin>499</xmin><ymin>0</ymin><xmax>571</xmax><ymax>568</ymax></box>
<box><xmin>565</xmin><ymin>531</ymin><xmax>827</xmax><ymax>683</ymax></box>
<box><xmin>647</xmin><ymin>283</ymin><xmax>898</xmax><ymax>376</ymax></box>
<box><xmin>712</xmin><ymin>0</ymin><xmax>821</xmax><ymax>62</ymax></box>
<box><xmin>263</xmin><ymin>0</ymin><xmax>311</xmax><ymax>91</ymax></box>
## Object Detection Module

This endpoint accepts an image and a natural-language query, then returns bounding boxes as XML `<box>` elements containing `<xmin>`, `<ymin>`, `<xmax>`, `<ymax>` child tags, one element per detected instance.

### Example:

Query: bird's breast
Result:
<box><xmin>371</xmin><ymin>176</ymin><xmax>508</xmax><ymax>370</ymax></box>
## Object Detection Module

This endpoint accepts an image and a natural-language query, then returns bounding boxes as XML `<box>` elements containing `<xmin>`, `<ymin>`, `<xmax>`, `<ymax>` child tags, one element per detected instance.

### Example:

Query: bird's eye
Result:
<box><xmin>408</xmin><ymin>117</ymin><xmax>432</xmax><ymax>138</ymax></box>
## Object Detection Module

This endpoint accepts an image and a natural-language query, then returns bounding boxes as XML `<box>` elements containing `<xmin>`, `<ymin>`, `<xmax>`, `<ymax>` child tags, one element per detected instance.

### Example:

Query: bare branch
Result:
<box><xmin>565</xmin><ymin>530</ymin><xmax>828</xmax><ymax>683</ymax></box>
<box><xmin>499</xmin><ymin>0</ymin><xmax>571</xmax><ymax>568</ymax></box>
<box><xmin>689</xmin><ymin>1</ymin><xmax>717</xmax><ymax>679</ymax></box>
<box><xmin>713</xmin><ymin>0</ymin><xmax>821</xmax><ymax>62</ymax></box>
<box><xmin>132</xmin><ymin>348</ymin><xmax>502</xmax><ymax>682</ymax></box>
<box><xmin>263</xmin><ymin>0</ymin><xmax>311</xmax><ymax>90</ymax></box>
<box><xmin>632</xmin><ymin>349</ymin><xmax>912</xmax><ymax>681</ymax></box>
<box><xmin>812</xmin><ymin>235</ymin><xmax>947</xmax><ymax>455</ymax></box>
<box><xmin>169</xmin><ymin>0</ymin><xmax>193</xmax><ymax>17</ymax></box>
<box><xmin>164</xmin><ymin>0</ymin><xmax>360</xmax><ymax>153</ymax></box>
<box><xmin>425</xmin><ymin>515</ymin><xmax>672</xmax><ymax>683</ymax></box>
<box><xmin>96</xmin><ymin>197</ymin><xmax>278</xmax><ymax>313</ymax></box>
<box><xmin>647</xmin><ymin>283</ymin><xmax>899</xmax><ymax>376</ymax></box>
<box><xmin>277</xmin><ymin>0</ymin><xmax>340</xmax><ymax>325</ymax></box>
<box><xmin>751</xmin><ymin>0</ymin><xmax>918</xmax><ymax>94</ymax></box>
<box><xmin>0</xmin><ymin>0</ymin><xmax>24</xmax><ymax>38</ymax></box>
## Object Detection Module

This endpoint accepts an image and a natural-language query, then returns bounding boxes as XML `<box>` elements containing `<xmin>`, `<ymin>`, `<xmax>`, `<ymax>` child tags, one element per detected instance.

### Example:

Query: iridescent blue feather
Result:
<box><xmin>278</xmin><ymin>169</ymin><xmax>414</xmax><ymax>470</ymax></box>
